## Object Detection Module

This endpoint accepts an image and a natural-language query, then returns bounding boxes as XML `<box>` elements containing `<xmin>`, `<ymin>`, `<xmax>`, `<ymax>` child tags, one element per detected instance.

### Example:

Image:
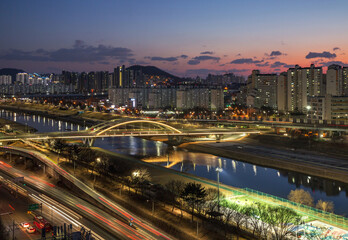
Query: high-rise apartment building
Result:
<box><xmin>287</xmin><ymin>64</ymin><xmax>323</xmax><ymax>112</ymax></box>
<box><xmin>343</xmin><ymin>67</ymin><xmax>348</xmax><ymax>95</ymax></box>
<box><xmin>16</xmin><ymin>73</ymin><xmax>29</xmax><ymax>84</ymax></box>
<box><xmin>113</xmin><ymin>65</ymin><xmax>130</xmax><ymax>87</ymax></box>
<box><xmin>109</xmin><ymin>86</ymin><xmax>224</xmax><ymax>110</ymax></box>
<box><xmin>277</xmin><ymin>72</ymin><xmax>287</xmax><ymax>112</ymax></box>
<box><xmin>247</xmin><ymin>70</ymin><xmax>277</xmax><ymax>109</ymax></box>
<box><xmin>308</xmin><ymin>95</ymin><xmax>348</xmax><ymax>121</ymax></box>
<box><xmin>0</xmin><ymin>75</ymin><xmax>12</xmax><ymax>85</ymax></box>
<box><xmin>326</xmin><ymin>64</ymin><xmax>343</xmax><ymax>96</ymax></box>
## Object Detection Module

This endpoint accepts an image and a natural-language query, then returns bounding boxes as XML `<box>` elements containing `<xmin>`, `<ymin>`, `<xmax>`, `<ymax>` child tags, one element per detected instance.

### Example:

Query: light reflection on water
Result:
<box><xmin>1</xmin><ymin>109</ymin><xmax>348</xmax><ymax>215</ymax></box>
<box><xmin>143</xmin><ymin>149</ymin><xmax>348</xmax><ymax>215</ymax></box>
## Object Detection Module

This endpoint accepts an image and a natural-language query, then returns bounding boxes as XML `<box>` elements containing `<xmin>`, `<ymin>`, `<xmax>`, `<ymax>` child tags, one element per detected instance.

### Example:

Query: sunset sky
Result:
<box><xmin>1</xmin><ymin>0</ymin><xmax>348</xmax><ymax>77</ymax></box>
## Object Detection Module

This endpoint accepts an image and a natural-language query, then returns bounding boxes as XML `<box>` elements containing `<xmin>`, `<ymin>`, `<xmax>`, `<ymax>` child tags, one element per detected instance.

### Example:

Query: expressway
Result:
<box><xmin>0</xmin><ymin>173</ymin><xmax>110</xmax><ymax>240</ymax></box>
<box><xmin>0</xmin><ymin>146</ymin><xmax>172</xmax><ymax>240</ymax></box>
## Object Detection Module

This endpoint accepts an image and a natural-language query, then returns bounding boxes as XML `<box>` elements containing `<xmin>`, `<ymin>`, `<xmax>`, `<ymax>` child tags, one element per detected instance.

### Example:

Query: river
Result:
<box><xmin>1</xmin><ymin>109</ymin><xmax>347</xmax><ymax>216</ymax></box>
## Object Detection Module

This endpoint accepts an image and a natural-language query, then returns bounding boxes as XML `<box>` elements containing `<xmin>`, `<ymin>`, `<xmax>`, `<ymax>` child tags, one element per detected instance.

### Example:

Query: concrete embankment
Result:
<box><xmin>0</xmin><ymin>104</ymin><xmax>99</xmax><ymax>127</ymax></box>
<box><xmin>182</xmin><ymin>143</ymin><xmax>348</xmax><ymax>184</ymax></box>
<box><xmin>0</xmin><ymin>116</ymin><xmax>37</xmax><ymax>133</ymax></box>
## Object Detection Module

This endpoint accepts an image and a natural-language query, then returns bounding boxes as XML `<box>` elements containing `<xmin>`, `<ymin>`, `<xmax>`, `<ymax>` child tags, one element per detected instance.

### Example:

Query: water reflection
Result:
<box><xmin>143</xmin><ymin>149</ymin><xmax>348</xmax><ymax>215</ymax></box>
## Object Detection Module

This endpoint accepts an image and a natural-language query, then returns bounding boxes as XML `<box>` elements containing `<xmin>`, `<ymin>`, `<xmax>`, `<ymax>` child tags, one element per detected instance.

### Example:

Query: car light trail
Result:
<box><xmin>0</xmin><ymin>161</ymin><xmax>12</xmax><ymax>168</ymax></box>
<box><xmin>29</xmin><ymin>175</ymin><xmax>55</xmax><ymax>187</ymax></box>
<box><xmin>30</xmin><ymin>194</ymin><xmax>80</xmax><ymax>227</ymax></box>
<box><xmin>76</xmin><ymin>204</ymin><xmax>140</xmax><ymax>240</ymax></box>
<box><xmin>98</xmin><ymin>197</ymin><xmax>165</xmax><ymax>238</ymax></box>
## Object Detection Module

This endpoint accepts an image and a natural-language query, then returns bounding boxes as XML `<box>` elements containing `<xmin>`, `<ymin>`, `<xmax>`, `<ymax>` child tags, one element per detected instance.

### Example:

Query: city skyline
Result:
<box><xmin>1</xmin><ymin>0</ymin><xmax>348</xmax><ymax>77</ymax></box>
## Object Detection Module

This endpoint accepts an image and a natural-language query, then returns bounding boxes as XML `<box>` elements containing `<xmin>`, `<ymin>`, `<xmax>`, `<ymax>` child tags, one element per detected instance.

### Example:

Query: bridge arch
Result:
<box><xmin>93</xmin><ymin>120</ymin><xmax>182</xmax><ymax>136</ymax></box>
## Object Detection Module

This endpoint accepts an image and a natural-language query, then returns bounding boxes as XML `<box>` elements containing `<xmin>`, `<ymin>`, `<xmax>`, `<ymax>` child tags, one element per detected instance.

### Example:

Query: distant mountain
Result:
<box><xmin>0</xmin><ymin>68</ymin><xmax>25</xmax><ymax>80</ymax></box>
<box><xmin>127</xmin><ymin>65</ymin><xmax>181</xmax><ymax>81</ymax></box>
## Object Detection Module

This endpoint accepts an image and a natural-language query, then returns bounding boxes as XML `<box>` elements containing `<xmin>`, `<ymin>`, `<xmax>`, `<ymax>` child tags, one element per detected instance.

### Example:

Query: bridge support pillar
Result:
<box><xmin>215</xmin><ymin>134</ymin><xmax>223</xmax><ymax>143</ymax></box>
<box><xmin>83</xmin><ymin>138</ymin><xmax>95</xmax><ymax>147</ymax></box>
<box><xmin>167</xmin><ymin>136</ymin><xmax>184</xmax><ymax>145</ymax></box>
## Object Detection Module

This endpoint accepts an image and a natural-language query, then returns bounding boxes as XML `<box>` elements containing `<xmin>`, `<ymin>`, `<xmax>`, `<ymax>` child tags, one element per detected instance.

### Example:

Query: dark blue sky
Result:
<box><xmin>1</xmin><ymin>0</ymin><xmax>348</xmax><ymax>77</ymax></box>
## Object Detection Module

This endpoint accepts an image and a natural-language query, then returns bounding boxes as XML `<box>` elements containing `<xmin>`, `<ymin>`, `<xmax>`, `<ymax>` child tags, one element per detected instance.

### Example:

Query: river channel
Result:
<box><xmin>1</xmin><ymin>109</ymin><xmax>347</xmax><ymax>216</ymax></box>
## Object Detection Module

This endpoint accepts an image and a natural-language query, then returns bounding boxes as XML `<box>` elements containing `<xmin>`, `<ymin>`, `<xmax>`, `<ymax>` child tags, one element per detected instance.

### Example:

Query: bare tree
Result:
<box><xmin>288</xmin><ymin>189</ymin><xmax>314</xmax><ymax>207</ymax></box>
<box><xmin>165</xmin><ymin>180</ymin><xmax>185</xmax><ymax>214</ymax></box>
<box><xmin>0</xmin><ymin>217</ymin><xmax>8</xmax><ymax>240</ymax></box>
<box><xmin>223</xmin><ymin>207</ymin><xmax>234</xmax><ymax>237</ymax></box>
<box><xmin>243</xmin><ymin>203</ymin><xmax>270</xmax><ymax>239</ymax></box>
<box><xmin>267</xmin><ymin>206</ymin><xmax>300</xmax><ymax>240</ymax></box>
<box><xmin>123</xmin><ymin>176</ymin><xmax>133</xmax><ymax>193</ymax></box>
<box><xmin>228</xmin><ymin>203</ymin><xmax>246</xmax><ymax>233</ymax></box>
<box><xmin>316</xmin><ymin>200</ymin><xmax>334</xmax><ymax>213</ymax></box>
<box><xmin>205</xmin><ymin>188</ymin><xmax>219</xmax><ymax>201</ymax></box>
<box><xmin>132</xmin><ymin>168</ymin><xmax>151</xmax><ymax>195</ymax></box>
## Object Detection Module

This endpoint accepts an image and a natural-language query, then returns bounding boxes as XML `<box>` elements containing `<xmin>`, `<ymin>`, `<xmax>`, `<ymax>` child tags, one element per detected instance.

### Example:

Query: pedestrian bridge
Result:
<box><xmin>89</xmin><ymin>119</ymin><xmax>183</xmax><ymax>136</ymax></box>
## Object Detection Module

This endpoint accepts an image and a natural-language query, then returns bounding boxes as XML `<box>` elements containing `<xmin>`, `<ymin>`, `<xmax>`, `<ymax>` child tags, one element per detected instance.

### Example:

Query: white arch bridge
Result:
<box><xmin>0</xmin><ymin>119</ymin><xmax>260</xmax><ymax>145</ymax></box>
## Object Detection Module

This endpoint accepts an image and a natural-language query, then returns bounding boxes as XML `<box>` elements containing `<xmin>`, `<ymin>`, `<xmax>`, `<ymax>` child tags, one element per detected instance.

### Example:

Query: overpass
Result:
<box><xmin>0</xmin><ymin>119</ymin><xmax>260</xmax><ymax>145</ymax></box>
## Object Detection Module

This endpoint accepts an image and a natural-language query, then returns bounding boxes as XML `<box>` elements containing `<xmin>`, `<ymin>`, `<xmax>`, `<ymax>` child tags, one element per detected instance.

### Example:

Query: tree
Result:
<box><xmin>243</xmin><ymin>203</ymin><xmax>270</xmax><ymax>239</ymax></box>
<box><xmin>316</xmin><ymin>200</ymin><xmax>334</xmax><ymax>213</ymax></box>
<box><xmin>288</xmin><ymin>189</ymin><xmax>314</xmax><ymax>207</ymax></box>
<box><xmin>181</xmin><ymin>182</ymin><xmax>207</xmax><ymax>222</ymax></box>
<box><xmin>267</xmin><ymin>206</ymin><xmax>300</xmax><ymax>240</ymax></box>
<box><xmin>165</xmin><ymin>180</ymin><xmax>185</xmax><ymax>214</ymax></box>
<box><xmin>205</xmin><ymin>188</ymin><xmax>224</xmax><ymax>202</ymax></box>
<box><xmin>96</xmin><ymin>155</ymin><xmax>110</xmax><ymax>178</ymax></box>
<box><xmin>0</xmin><ymin>217</ymin><xmax>8</xmax><ymax>240</ymax></box>
<box><xmin>226</xmin><ymin>203</ymin><xmax>246</xmax><ymax>233</ymax></box>
<box><xmin>77</xmin><ymin>146</ymin><xmax>97</xmax><ymax>168</ymax></box>
<box><xmin>132</xmin><ymin>168</ymin><xmax>151</xmax><ymax>195</ymax></box>
<box><xmin>53</xmin><ymin>139</ymin><xmax>67</xmax><ymax>154</ymax></box>
<box><xmin>223</xmin><ymin>207</ymin><xmax>234</xmax><ymax>237</ymax></box>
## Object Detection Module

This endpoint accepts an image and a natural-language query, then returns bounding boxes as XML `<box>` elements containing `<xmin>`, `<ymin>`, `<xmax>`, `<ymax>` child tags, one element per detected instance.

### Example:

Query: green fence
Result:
<box><xmin>242</xmin><ymin>188</ymin><xmax>348</xmax><ymax>230</ymax></box>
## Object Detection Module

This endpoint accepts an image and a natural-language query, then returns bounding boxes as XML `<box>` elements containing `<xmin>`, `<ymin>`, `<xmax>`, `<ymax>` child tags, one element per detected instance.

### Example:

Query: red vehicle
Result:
<box><xmin>33</xmin><ymin>216</ymin><xmax>52</xmax><ymax>232</ymax></box>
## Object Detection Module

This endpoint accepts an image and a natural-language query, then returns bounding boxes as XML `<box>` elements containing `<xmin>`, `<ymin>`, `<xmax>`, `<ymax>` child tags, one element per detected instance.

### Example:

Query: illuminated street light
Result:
<box><xmin>93</xmin><ymin>158</ymin><xmax>101</xmax><ymax>189</ymax></box>
<box><xmin>132</xmin><ymin>171</ymin><xmax>139</xmax><ymax>177</ymax></box>
<box><xmin>216</xmin><ymin>167</ymin><xmax>223</xmax><ymax>212</ymax></box>
<box><xmin>306</xmin><ymin>105</ymin><xmax>311</xmax><ymax>111</ymax></box>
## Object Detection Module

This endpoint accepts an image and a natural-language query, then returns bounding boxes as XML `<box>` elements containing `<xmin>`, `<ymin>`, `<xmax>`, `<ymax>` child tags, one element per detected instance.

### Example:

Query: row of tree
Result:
<box><xmin>48</xmin><ymin>139</ymin><xmax>130</xmax><ymax>178</ymax></box>
<box><xmin>162</xmin><ymin>180</ymin><xmax>302</xmax><ymax>240</ymax></box>
<box><xmin>288</xmin><ymin>189</ymin><xmax>334</xmax><ymax>212</ymax></box>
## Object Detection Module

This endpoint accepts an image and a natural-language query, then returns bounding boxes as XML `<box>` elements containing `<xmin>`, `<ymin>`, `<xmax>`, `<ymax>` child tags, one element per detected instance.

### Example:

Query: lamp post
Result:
<box><xmin>93</xmin><ymin>157</ymin><xmax>101</xmax><ymax>188</ymax></box>
<box><xmin>216</xmin><ymin>167</ymin><xmax>223</xmax><ymax>212</ymax></box>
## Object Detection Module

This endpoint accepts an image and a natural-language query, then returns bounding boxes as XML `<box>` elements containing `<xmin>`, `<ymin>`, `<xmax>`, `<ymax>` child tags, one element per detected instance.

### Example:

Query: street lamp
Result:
<box><xmin>93</xmin><ymin>157</ymin><xmax>101</xmax><ymax>188</ymax></box>
<box><xmin>216</xmin><ymin>167</ymin><xmax>223</xmax><ymax>212</ymax></box>
<box><xmin>132</xmin><ymin>171</ymin><xmax>139</xmax><ymax>178</ymax></box>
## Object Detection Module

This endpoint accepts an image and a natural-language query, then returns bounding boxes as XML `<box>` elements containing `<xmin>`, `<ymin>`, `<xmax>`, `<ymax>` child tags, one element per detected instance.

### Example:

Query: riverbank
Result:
<box><xmin>0</xmin><ymin>116</ymin><xmax>36</xmax><ymax>134</ymax></box>
<box><xmin>181</xmin><ymin>141</ymin><xmax>348</xmax><ymax>184</ymax></box>
<box><xmin>92</xmin><ymin>147</ymin><xmax>348</xmax><ymax>230</ymax></box>
<box><xmin>0</xmin><ymin>103</ymin><xmax>102</xmax><ymax>127</ymax></box>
